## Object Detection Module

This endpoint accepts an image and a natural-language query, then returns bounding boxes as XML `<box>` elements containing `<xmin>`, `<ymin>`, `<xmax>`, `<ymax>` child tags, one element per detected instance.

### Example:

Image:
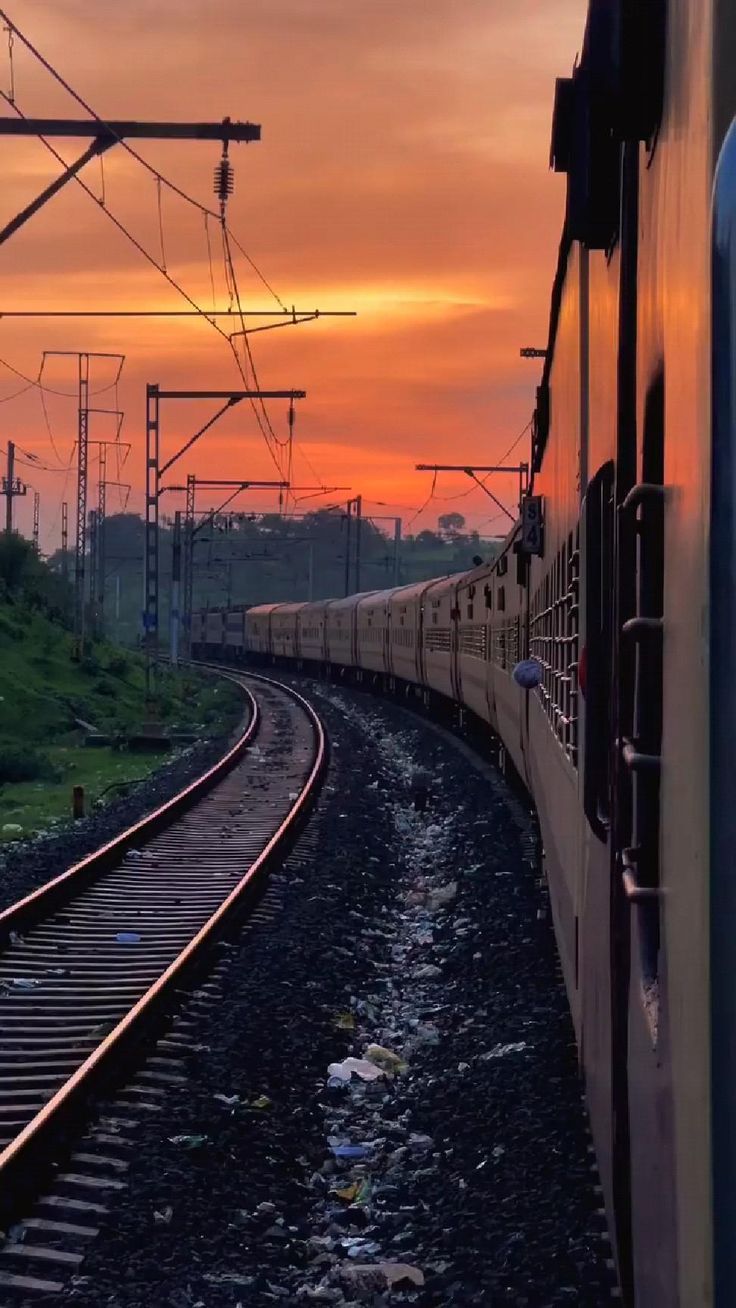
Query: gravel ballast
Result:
<box><xmin>44</xmin><ymin>679</ymin><xmax>616</xmax><ymax>1307</ymax></box>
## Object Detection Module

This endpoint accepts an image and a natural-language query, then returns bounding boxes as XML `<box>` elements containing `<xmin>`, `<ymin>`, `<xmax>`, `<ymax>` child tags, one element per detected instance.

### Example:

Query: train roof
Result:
<box><xmin>326</xmin><ymin>591</ymin><xmax>379</xmax><ymax>612</ymax></box>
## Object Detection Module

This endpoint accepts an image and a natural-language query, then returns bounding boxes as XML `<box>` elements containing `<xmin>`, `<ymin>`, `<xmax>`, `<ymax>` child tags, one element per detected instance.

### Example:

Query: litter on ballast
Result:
<box><xmin>429</xmin><ymin>880</ymin><xmax>458</xmax><ymax>909</ymax></box>
<box><xmin>4</xmin><ymin>977</ymin><xmax>40</xmax><ymax>990</ymax></box>
<box><xmin>125</xmin><ymin>849</ymin><xmax>144</xmax><ymax>860</ymax></box>
<box><xmin>203</xmin><ymin>1272</ymin><xmax>254</xmax><ymax>1286</ymax></box>
<box><xmin>481</xmin><ymin>1041</ymin><xmax>529</xmax><ymax>1060</ymax></box>
<box><xmin>329</xmin><ymin>1142</ymin><xmax>372</xmax><ymax>1160</ymax></box>
<box><xmin>334</xmin><ymin>1011</ymin><xmax>355</xmax><ymax>1030</ymax></box>
<box><xmin>327</xmin><ymin>1057</ymin><xmax>384</xmax><ymax>1083</ymax></box>
<box><xmin>337</xmin><ymin>1261</ymin><xmax>425</xmax><ymax>1292</ymax></box>
<box><xmin>153</xmin><ymin>1205</ymin><xmax>173</xmax><ymax>1225</ymax></box>
<box><xmin>249</xmin><ymin>1094</ymin><xmax>272</xmax><ymax>1109</ymax></box>
<box><xmin>167</xmin><ymin>1133</ymin><xmax>210</xmax><ymax>1150</ymax></box>
<box><xmin>213</xmin><ymin>1092</ymin><xmax>241</xmax><ymax>1106</ymax></box>
<box><xmin>115</xmin><ymin>931</ymin><xmax>141</xmax><ymax>944</ymax></box>
<box><xmin>364</xmin><ymin>1044</ymin><xmax>408</xmax><ymax>1075</ymax></box>
<box><xmin>413</xmin><ymin>963</ymin><xmax>442</xmax><ymax>979</ymax></box>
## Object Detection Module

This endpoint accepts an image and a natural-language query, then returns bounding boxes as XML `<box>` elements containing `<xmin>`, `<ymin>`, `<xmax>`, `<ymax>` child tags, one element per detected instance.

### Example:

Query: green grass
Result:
<box><xmin>0</xmin><ymin>747</ymin><xmax>162</xmax><ymax>843</ymax></box>
<box><xmin>0</xmin><ymin>599</ymin><xmax>244</xmax><ymax>843</ymax></box>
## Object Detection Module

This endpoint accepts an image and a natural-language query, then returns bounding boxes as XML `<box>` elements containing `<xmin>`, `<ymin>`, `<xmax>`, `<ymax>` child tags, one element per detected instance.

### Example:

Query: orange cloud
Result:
<box><xmin>0</xmin><ymin>0</ymin><xmax>588</xmax><ymax>547</ymax></box>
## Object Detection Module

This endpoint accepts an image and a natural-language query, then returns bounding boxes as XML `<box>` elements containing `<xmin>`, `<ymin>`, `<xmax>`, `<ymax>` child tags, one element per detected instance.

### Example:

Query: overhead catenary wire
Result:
<box><xmin>0</xmin><ymin>9</ymin><xmax>286</xmax><ymax>313</ymax></box>
<box><xmin>0</xmin><ymin>16</ymin><xmax>322</xmax><ymax>486</ymax></box>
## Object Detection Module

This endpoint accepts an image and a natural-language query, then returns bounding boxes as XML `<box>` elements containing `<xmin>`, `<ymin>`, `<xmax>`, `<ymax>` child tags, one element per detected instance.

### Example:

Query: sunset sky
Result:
<box><xmin>0</xmin><ymin>0</ymin><xmax>587</xmax><ymax>550</ymax></box>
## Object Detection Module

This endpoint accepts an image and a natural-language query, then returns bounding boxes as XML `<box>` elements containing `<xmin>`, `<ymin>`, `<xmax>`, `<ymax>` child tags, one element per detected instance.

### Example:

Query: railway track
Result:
<box><xmin>0</xmin><ymin>669</ymin><xmax>326</xmax><ymax>1295</ymax></box>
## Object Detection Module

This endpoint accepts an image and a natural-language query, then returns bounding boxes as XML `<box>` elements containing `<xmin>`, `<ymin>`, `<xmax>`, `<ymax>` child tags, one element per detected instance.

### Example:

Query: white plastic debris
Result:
<box><xmin>327</xmin><ymin>1057</ymin><xmax>384</xmax><ymax>1084</ymax></box>
<box><xmin>481</xmin><ymin>1041</ymin><xmax>529</xmax><ymax>1060</ymax></box>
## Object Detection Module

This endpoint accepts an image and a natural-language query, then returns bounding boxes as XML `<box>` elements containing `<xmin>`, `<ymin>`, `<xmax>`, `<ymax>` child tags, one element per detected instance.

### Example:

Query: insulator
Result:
<box><xmin>214</xmin><ymin>156</ymin><xmax>234</xmax><ymax>204</ymax></box>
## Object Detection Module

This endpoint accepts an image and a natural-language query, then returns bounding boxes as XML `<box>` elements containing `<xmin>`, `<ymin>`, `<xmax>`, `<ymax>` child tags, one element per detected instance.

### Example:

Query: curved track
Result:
<box><xmin>0</xmin><ymin>670</ymin><xmax>326</xmax><ymax>1242</ymax></box>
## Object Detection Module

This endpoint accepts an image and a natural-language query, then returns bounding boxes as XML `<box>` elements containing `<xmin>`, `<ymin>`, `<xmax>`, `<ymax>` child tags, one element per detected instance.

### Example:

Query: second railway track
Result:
<box><xmin>0</xmin><ymin>669</ymin><xmax>326</xmax><ymax>1256</ymax></box>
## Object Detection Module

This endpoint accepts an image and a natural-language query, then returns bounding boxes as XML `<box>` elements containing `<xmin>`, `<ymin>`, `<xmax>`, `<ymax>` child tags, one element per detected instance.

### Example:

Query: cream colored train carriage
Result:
<box><xmin>195</xmin><ymin>1</ymin><xmax>736</xmax><ymax>1300</ymax></box>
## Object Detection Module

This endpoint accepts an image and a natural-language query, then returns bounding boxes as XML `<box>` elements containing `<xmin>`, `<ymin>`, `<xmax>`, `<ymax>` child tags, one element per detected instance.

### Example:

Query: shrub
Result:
<box><xmin>106</xmin><ymin>653</ymin><xmax>130</xmax><ymax>677</ymax></box>
<box><xmin>0</xmin><ymin>744</ymin><xmax>59</xmax><ymax>784</ymax></box>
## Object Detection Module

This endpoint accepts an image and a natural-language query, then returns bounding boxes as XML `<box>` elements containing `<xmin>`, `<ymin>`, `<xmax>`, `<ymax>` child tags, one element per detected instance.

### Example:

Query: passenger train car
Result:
<box><xmin>191</xmin><ymin>1</ymin><xmax>736</xmax><ymax>1303</ymax></box>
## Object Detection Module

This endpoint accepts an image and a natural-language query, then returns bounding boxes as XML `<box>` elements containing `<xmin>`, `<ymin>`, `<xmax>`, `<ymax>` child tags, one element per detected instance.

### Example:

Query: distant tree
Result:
<box><xmin>0</xmin><ymin>531</ymin><xmax>73</xmax><ymax>623</ymax></box>
<box><xmin>438</xmin><ymin>512</ymin><xmax>466</xmax><ymax>540</ymax></box>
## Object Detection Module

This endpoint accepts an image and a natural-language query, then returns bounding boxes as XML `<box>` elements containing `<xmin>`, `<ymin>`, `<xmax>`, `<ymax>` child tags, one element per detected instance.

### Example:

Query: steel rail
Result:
<box><xmin>0</xmin><ymin>672</ymin><xmax>327</xmax><ymax>1228</ymax></box>
<box><xmin>0</xmin><ymin>672</ymin><xmax>259</xmax><ymax>947</ymax></box>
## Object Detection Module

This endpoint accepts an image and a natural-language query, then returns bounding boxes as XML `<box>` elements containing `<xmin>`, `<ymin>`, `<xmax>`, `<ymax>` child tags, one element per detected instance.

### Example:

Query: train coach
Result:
<box><xmin>190</xmin><ymin>0</ymin><xmax>736</xmax><ymax>1302</ymax></box>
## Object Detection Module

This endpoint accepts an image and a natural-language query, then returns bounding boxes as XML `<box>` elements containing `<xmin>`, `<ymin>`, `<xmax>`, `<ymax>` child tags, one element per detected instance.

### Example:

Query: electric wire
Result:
<box><xmin>0</xmin><ymin>9</ymin><xmax>285</xmax><ymax>312</ymax></box>
<box><xmin>0</xmin><ymin>16</ymin><xmax>303</xmax><ymax>480</ymax></box>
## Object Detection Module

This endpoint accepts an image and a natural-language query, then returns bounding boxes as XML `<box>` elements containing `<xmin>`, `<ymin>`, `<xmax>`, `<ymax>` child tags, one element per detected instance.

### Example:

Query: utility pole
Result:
<box><xmin>2</xmin><ymin>441</ymin><xmax>26</xmax><ymax>535</ymax></box>
<box><xmin>61</xmin><ymin>501</ymin><xmax>69</xmax><ymax>580</ymax></box>
<box><xmin>87</xmin><ymin>508</ymin><xmax>98</xmax><ymax>637</ymax></box>
<box><xmin>354</xmin><ymin>494</ymin><xmax>362</xmax><ymax>593</ymax></box>
<box><xmin>97</xmin><ymin>442</ymin><xmax>106</xmax><ymax>633</ymax></box>
<box><xmin>32</xmin><ymin>491</ymin><xmax>40</xmax><ymax>553</ymax></box>
<box><xmin>170</xmin><ymin>510</ymin><xmax>182</xmax><ymax>667</ymax></box>
<box><xmin>342</xmin><ymin>496</ymin><xmax>362</xmax><ymax>595</ymax></box>
<box><xmin>365</xmin><ymin>514</ymin><xmax>403</xmax><ymax>586</ymax></box>
<box><xmin>42</xmin><ymin>350</ymin><xmax>124</xmax><ymax>657</ymax></box>
<box><xmin>155</xmin><ymin>464</ymin><xmax>291</xmax><ymax>670</ymax></box>
<box><xmin>343</xmin><ymin>503</ymin><xmax>351</xmax><ymax>598</ymax></box>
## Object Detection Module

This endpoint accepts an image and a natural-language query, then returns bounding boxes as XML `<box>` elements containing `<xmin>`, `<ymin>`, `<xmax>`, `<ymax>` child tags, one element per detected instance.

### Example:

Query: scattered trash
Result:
<box><xmin>327</xmin><ymin>1057</ymin><xmax>384</xmax><ymax>1084</ymax></box>
<box><xmin>329</xmin><ymin>1142</ymin><xmax>372</xmax><ymax>1160</ymax></box>
<box><xmin>168</xmin><ymin>1134</ymin><xmax>210</xmax><ymax>1150</ymax></box>
<box><xmin>213</xmin><ymin>1092</ymin><xmax>241</xmax><ymax>1107</ymax></box>
<box><xmin>203</xmin><ymin>1272</ymin><xmax>255</xmax><ymax>1286</ymax></box>
<box><xmin>334</xmin><ymin>1011</ymin><xmax>355</xmax><ymax>1030</ymax></box>
<box><xmin>115</xmin><ymin>931</ymin><xmax>141</xmax><ymax>944</ymax></box>
<box><xmin>413</xmin><ymin>963</ymin><xmax>442</xmax><ymax>979</ymax></box>
<box><xmin>481</xmin><ymin>1041</ymin><xmax>529</xmax><ymax>1060</ymax></box>
<box><xmin>364</xmin><ymin>1044</ymin><xmax>407</xmax><ymax>1075</ymax></box>
<box><xmin>1</xmin><ymin>824</ymin><xmax>22</xmax><ymax>836</ymax></box>
<box><xmin>3</xmin><ymin>977</ymin><xmax>40</xmax><ymax>990</ymax></box>
<box><xmin>408</xmin><ymin>1132</ymin><xmax>434</xmax><ymax>1150</ymax></box>
<box><xmin>249</xmin><ymin>1094</ymin><xmax>272</xmax><ymax>1110</ymax></box>
<box><xmin>332</xmin><ymin>1181</ymin><xmax>361</xmax><ymax>1203</ymax></box>
<box><xmin>126</xmin><ymin>849</ymin><xmax>144</xmax><ymax>860</ymax></box>
<box><xmin>153</xmin><ymin>1205</ymin><xmax>173</xmax><ymax>1225</ymax></box>
<box><xmin>382</xmin><ymin>1262</ymin><xmax>425</xmax><ymax>1288</ymax></box>
<box><xmin>337</xmin><ymin>1262</ymin><xmax>425</xmax><ymax>1292</ymax></box>
<box><xmin>429</xmin><ymin>880</ymin><xmax>458</xmax><ymax>909</ymax></box>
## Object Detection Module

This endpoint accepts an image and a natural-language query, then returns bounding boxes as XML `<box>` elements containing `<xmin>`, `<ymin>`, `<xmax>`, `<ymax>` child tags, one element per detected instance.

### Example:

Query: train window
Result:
<box><xmin>467</xmin><ymin>604</ymin><xmax>474</xmax><ymax>620</ymax></box>
<box><xmin>497</xmin><ymin>586</ymin><xmax>506</xmax><ymax>612</ymax></box>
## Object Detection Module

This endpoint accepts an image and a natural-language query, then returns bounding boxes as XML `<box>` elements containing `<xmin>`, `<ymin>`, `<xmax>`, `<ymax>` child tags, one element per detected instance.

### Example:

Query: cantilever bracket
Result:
<box><xmin>0</xmin><ymin>137</ymin><xmax>115</xmax><ymax>247</ymax></box>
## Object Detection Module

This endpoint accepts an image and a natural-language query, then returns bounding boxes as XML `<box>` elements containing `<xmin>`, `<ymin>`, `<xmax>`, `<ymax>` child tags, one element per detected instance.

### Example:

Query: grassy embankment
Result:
<box><xmin>0</xmin><ymin>602</ymin><xmax>242</xmax><ymax>842</ymax></box>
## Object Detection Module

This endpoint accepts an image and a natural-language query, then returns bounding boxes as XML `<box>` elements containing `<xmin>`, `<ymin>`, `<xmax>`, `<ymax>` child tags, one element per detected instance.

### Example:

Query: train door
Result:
<box><xmin>580</xmin><ymin>461</ymin><xmax>616</xmax><ymax>1227</ymax></box>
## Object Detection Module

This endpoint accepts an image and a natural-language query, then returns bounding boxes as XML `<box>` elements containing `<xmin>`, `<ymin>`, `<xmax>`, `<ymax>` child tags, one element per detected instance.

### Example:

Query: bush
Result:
<box><xmin>106</xmin><ymin>653</ymin><xmax>130</xmax><ymax>677</ymax></box>
<box><xmin>0</xmin><ymin>744</ymin><xmax>59</xmax><ymax>784</ymax></box>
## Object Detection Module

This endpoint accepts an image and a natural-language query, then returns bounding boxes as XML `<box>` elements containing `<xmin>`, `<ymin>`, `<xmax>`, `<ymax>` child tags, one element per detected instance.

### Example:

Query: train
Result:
<box><xmin>189</xmin><ymin>0</ymin><xmax>736</xmax><ymax>1304</ymax></box>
